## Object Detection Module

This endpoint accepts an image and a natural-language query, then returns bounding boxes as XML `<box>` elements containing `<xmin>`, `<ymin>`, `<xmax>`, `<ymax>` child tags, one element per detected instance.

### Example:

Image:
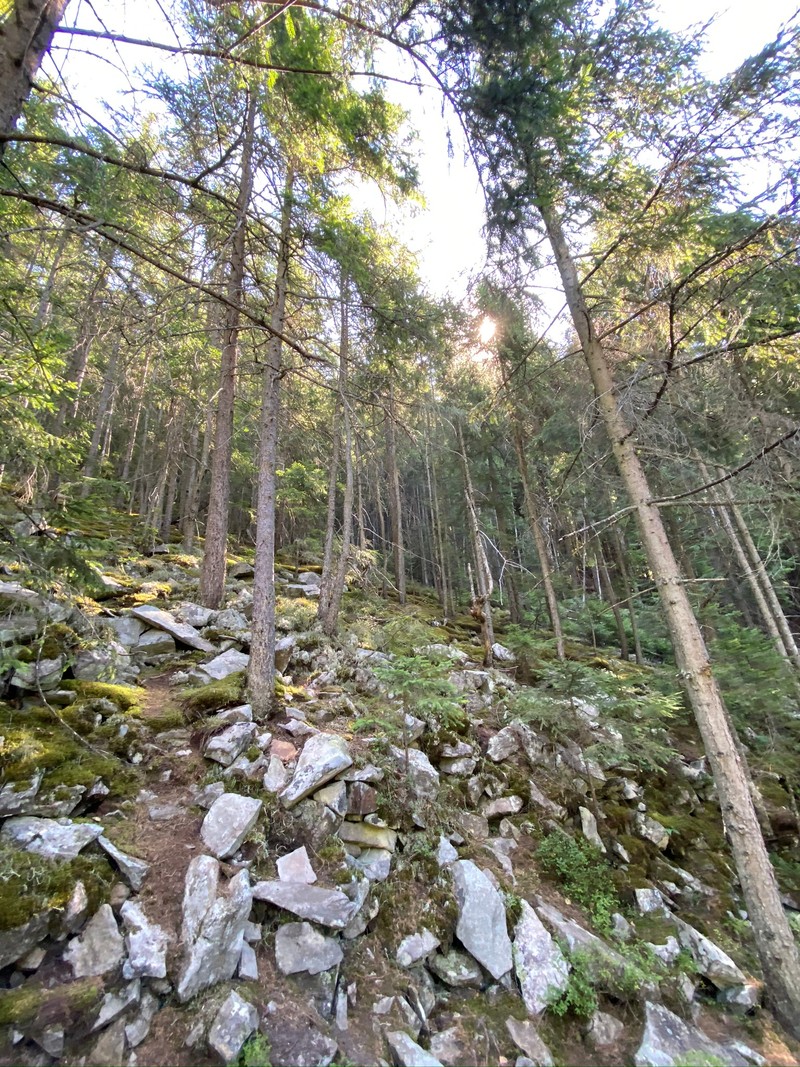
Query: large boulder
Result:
<box><xmin>451</xmin><ymin>860</ymin><xmax>512</xmax><ymax>980</ymax></box>
<box><xmin>634</xmin><ymin>1001</ymin><xmax>748</xmax><ymax>1067</ymax></box>
<box><xmin>252</xmin><ymin>881</ymin><xmax>357</xmax><ymax>929</ymax></box>
<box><xmin>176</xmin><ymin>856</ymin><xmax>253</xmax><ymax>1003</ymax></box>
<box><xmin>513</xmin><ymin>901</ymin><xmax>570</xmax><ymax>1015</ymax></box>
<box><xmin>201</xmin><ymin>794</ymin><xmax>262</xmax><ymax>860</ymax></box>
<box><xmin>131</xmin><ymin>604</ymin><xmax>216</xmax><ymax>652</ymax></box>
<box><xmin>63</xmin><ymin>904</ymin><xmax>124</xmax><ymax>977</ymax></box>
<box><xmin>280</xmin><ymin>733</ymin><xmax>353</xmax><ymax>809</ymax></box>
<box><xmin>274</xmin><ymin>922</ymin><xmax>343</xmax><ymax>975</ymax></box>
<box><xmin>120</xmin><ymin>900</ymin><xmax>168</xmax><ymax>979</ymax></box>
<box><xmin>2</xmin><ymin>816</ymin><xmax>103</xmax><ymax>860</ymax></box>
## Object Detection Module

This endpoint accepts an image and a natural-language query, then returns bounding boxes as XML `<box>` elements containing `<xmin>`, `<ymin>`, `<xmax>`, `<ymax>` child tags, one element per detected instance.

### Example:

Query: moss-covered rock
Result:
<box><xmin>0</xmin><ymin>841</ymin><xmax>112</xmax><ymax>933</ymax></box>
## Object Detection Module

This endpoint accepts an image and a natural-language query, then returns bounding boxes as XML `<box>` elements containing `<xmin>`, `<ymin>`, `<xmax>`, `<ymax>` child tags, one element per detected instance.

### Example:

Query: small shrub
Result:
<box><xmin>239</xmin><ymin>1033</ymin><xmax>272</xmax><ymax>1067</ymax></box>
<box><xmin>547</xmin><ymin>951</ymin><xmax>597</xmax><ymax>1018</ymax></box>
<box><xmin>536</xmin><ymin>831</ymin><xmax>620</xmax><ymax>933</ymax></box>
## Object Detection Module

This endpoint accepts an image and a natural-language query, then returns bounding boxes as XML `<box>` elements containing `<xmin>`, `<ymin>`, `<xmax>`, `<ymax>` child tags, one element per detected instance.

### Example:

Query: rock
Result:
<box><xmin>338</xmin><ymin>821</ymin><xmax>397</xmax><ymax>852</ymax></box>
<box><xmin>274</xmin><ymin>921</ymin><xmax>343</xmax><ymax>975</ymax></box>
<box><xmin>194</xmin><ymin>781</ymin><xmax>226</xmax><ymax>809</ymax></box>
<box><xmin>417</xmin><ymin>643</ymin><xmax>469</xmax><ymax>664</ymax></box>
<box><xmin>136</xmin><ymin>628</ymin><xmax>177</xmax><ymax>657</ymax></box>
<box><xmin>391</xmin><ymin>746</ymin><xmax>440</xmax><ymax>799</ymax></box>
<box><xmin>275</xmin><ymin>635</ymin><xmax>296</xmax><ymax>673</ymax></box>
<box><xmin>176</xmin><ymin>856</ymin><xmax>253</xmax><ymax>1003</ymax></box>
<box><xmin>647</xmin><ymin>936</ymin><xmax>680</xmax><ymax>966</ymax></box>
<box><xmin>674</xmin><ymin>918</ymin><xmax>748</xmax><ymax>989</ymax></box>
<box><xmin>2</xmin><ymin>815</ymin><xmax>103</xmax><ymax>859</ymax></box>
<box><xmin>316</xmin><ymin>781</ymin><xmax>349</xmax><ymax>816</ymax></box>
<box><xmin>451</xmin><ymin>860</ymin><xmax>512</xmax><ymax>980</ymax></box>
<box><xmin>252</xmin><ymin>880</ymin><xmax>356</xmax><ymax>929</ymax></box>
<box><xmin>427</xmin><ymin>947</ymin><xmax>483</xmax><ymax>988</ymax></box>
<box><xmin>194</xmin><ymin>648</ymin><xmax>250</xmax><ymax>682</ymax></box>
<box><xmin>0</xmin><ymin>771</ymin><xmax>43</xmax><ymax>817</ymax></box>
<box><xmin>482</xmin><ymin>795</ymin><xmax>523</xmax><ymax>819</ymax></box>
<box><xmin>436</xmin><ymin>836</ymin><xmax>458</xmax><ymax>866</ymax></box>
<box><xmin>239</xmin><ymin>940</ymin><xmax>259</xmax><ymax>981</ymax></box>
<box><xmin>106</xmin><ymin>615</ymin><xmax>147</xmax><ymax>647</ymax></box>
<box><xmin>88</xmin><ymin>1018</ymin><xmax>127</xmax><ymax>1066</ymax></box>
<box><xmin>536</xmin><ymin>902</ymin><xmax>629</xmax><ymax>991</ymax></box>
<box><xmin>263</xmin><ymin>756</ymin><xmax>290</xmax><ymax>793</ymax></box>
<box><xmin>176</xmin><ymin>602</ymin><xmax>215</xmax><ymax>628</ymax></box>
<box><xmin>229</xmin><ymin>561</ymin><xmax>255</xmax><ymax>579</ymax></box>
<box><xmin>634</xmin><ymin>887</ymin><xmax>668</xmax><ymax>915</ymax></box>
<box><xmin>124</xmin><ymin>990</ymin><xmax>158</xmax><ymax>1048</ymax></box>
<box><xmin>636</xmin><ymin>811</ymin><xmax>670</xmax><ymax>849</ymax></box>
<box><xmin>92</xmin><ymin>980</ymin><xmax>141</xmax><ymax>1032</ymax></box>
<box><xmin>386</xmin><ymin>1031</ymin><xmax>443</xmax><ymax>1067</ymax></box>
<box><xmin>346</xmin><ymin>781</ymin><xmax>377</xmax><ymax>815</ymax></box>
<box><xmin>11</xmin><ymin>655</ymin><xmax>65</xmax><ymax>691</ymax></box>
<box><xmin>205</xmin><ymin>721</ymin><xmax>257</xmax><ymax>767</ymax></box>
<box><xmin>487</xmin><ymin>727</ymin><xmax>521</xmax><ymax>762</ymax></box>
<box><xmin>505</xmin><ymin>1019</ymin><xmax>554</xmax><ymax>1067</ymax></box>
<box><xmin>64</xmin><ymin>904</ymin><xmax>125</xmax><ymax>977</ymax></box>
<box><xmin>579</xmin><ymin>806</ymin><xmax>606</xmax><ymax>852</ymax></box>
<box><xmin>214</xmin><ymin>607</ymin><xmax>250</xmax><ymax>635</ymax></box>
<box><xmin>586</xmin><ymin>1010</ymin><xmax>625</xmax><ymax>1050</ymax></box>
<box><xmin>718</xmin><ymin>980</ymin><xmax>762</xmax><ymax>1012</ymax></box>
<box><xmin>456</xmin><ymin>812</ymin><xmax>489</xmax><ymax>840</ymax></box>
<box><xmin>73</xmin><ymin>645</ymin><xmax>133</xmax><ymax>682</ymax></box>
<box><xmin>634</xmin><ymin>1001</ymin><xmax>745</xmax><ymax>1067</ymax></box>
<box><xmin>17</xmin><ymin>945</ymin><xmax>46</xmax><ymax>973</ymax></box>
<box><xmin>201</xmin><ymin>793</ymin><xmax>262</xmax><ymax>859</ymax></box>
<box><xmin>440</xmin><ymin>756</ymin><xmax>477</xmax><ymax>776</ymax></box>
<box><xmin>120</xmin><ymin>900</ymin><xmax>168</xmax><ymax>979</ymax></box>
<box><xmin>491</xmin><ymin>643</ymin><xmax>516</xmax><ymax>663</ymax></box>
<box><xmin>263</xmin><ymin>1019</ymin><xmax>338</xmax><ymax>1067</ymax></box>
<box><xmin>293</xmin><ymin>798</ymin><xmax>341</xmax><ymax>851</ymax></box>
<box><xmin>349</xmin><ymin>847</ymin><xmax>392</xmax><ymax>881</ymax></box>
<box><xmin>64</xmin><ymin>879</ymin><xmax>90</xmax><ymax>931</ymax></box>
<box><xmin>208</xmin><ymin>990</ymin><xmax>259</xmax><ymax>1065</ymax></box>
<box><xmin>277</xmin><ymin>846</ymin><xmax>317</xmax><ymax>884</ymax></box>
<box><xmin>484</xmin><ymin>837</ymin><xmax>517</xmax><ymax>880</ymax></box>
<box><xmin>210</xmin><ymin>703</ymin><xmax>254</xmax><ymax>727</ymax></box>
<box><xmin>340</xmin><ymin>764</ymin><xmax>384</xmax><ymax>784</ymax></box>
<box><xmin>98</xmin><ymin>836</ymin><xmax>150</xmax><ymax>892</ymax></box>
<box><xmin>280</xmin><ymin>733</ymin><xmax>353</xmax><ymax>809</ymax></box>
<box><xmin>0</xmin><ymin>912</ymin><xmax>50</xmax><ymax>970</ymax></box>
<box><xmin>513</xmin><ymin>900</ymin><xmax>569</xmax><ymax>1015</ymax></box>
<box><xmin>397</xmin><ymin>929</ymin><xmax>440</xmax><ymax>968</ymax></box>
<box><xmin>131</xmin><ymin>603</ymin><xmax>216</xmax><ymax>652</ymax></box>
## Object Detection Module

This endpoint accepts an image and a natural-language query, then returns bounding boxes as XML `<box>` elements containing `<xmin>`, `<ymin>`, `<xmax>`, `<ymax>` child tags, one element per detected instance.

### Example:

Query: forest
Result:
<box><xmin>2</xmin><ymin>1</ymin><xmax>800</xmax><ymax>1065</ymax></box>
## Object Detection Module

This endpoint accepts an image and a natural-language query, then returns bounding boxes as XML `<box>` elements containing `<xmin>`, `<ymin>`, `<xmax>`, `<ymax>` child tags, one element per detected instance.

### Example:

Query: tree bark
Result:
<box><xmin>457</xmin><ymin>422</ymin><xmax>495</xmax><ymax>666</ymax></box>
<box><xmin>0</xmin><ymin>0</ymin><xmax>71</xmax><ymax>155</ymax></box>
<box><xmin>385</xmin><ymin>384</ymin><xmax>406</xmax><ymax>604</ymax></box>
<box><xmin>182</xmin><ymin>395</ymin><xmax>214</xmax><ymax>552</ymax></box>
<box><xmin>199</xmin><ymin>93</ymin><xmax>257</xmax><ymax>608</ymax></box>
<box><xmin>248</xmin><ymin>166</ymin><xmax>293</xmax><ymax>718</ymax></box>
<box><xmin>540</xmin><ymin>198</ymin><xmax>800</xmax><ymax>1033</ymax></box>
<box><xmin>80</xmin><ymin>342</ymin><xmax>119</xmax><ymax>495</ymax></box>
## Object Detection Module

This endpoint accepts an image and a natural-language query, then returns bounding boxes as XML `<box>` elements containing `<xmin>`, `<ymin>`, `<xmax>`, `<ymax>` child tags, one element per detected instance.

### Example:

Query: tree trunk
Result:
<box><xmin>541</xmin><ymin>198</ymin><xmax>800</xmax><ymax>1034</ymax></box>
<box><xmin>317</xmin><ymin>369</ymin><xmax>344</xmax><ymax>626</ymax></box>
<box><xmin>199</xmin><ymin>93</ymin><xmax>257</xmax><ymax>608</ymax></box>
<box><xmin>80</xmin><ymin>343</ymin><xmax>119</xmax><ymax>495</ymax></box>
<box><xmin>385</xmin><ymin>385</ymin><xmax>406</xmax><ymax>604</ymax></box>
<box><xmin>159</xmin><ymin>398</ymin><xmax>185</xmax><ymax>542</ymax></box>
<box><xmin>605</xmin><ymin>527</ymin><xmax>644</xmax><ymax>665</ymax></box>
<box><xmin>182</xmin><ymin>395</ymin><xmax>214</xmax><ymax>552</ymax></box>
<box><xmin>457</xmin><ymin>422</ymin><xmax>495</xmax><ymax>666</ymax></box>
<box><xmin>511</xmin><ymin>424</ymin><xmax>565</xmax><ymax>657</ymax></box>
<box><xmin>598</xmin><ymin>547</ymin><xmax>628</xmax><ymax>660</ymax></box>
<box><xmin>248</xmin><ymin>166</ymin><xmax>293</xmax><ymax>718</ymax></box>
<box><xmin>0</xmin><ymin>0</ymin><xmax>71</xmax><ymax>154</ymax></box>
<box><xmin>487</xmin><ymin>450</ymin><xmax>523</xmax><ymax>625</ymax></box>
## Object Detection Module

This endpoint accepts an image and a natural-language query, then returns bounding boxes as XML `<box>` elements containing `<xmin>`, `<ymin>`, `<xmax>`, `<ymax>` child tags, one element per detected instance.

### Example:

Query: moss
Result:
<box><xmin>142</xmin><ymin>708</ymin><xmax>186</xmax><ymax>732</ymax></box>
<box><xmin>0</xmin><ymin>841</ymin><xmax>112</xmax><ymax>933</ymax></box>
<box><xmin>0</xmin><ymin>977</ymin><xmax>103</xmax><ymax>1027</ymax></box>
<box><xmin>180</xmin><ymin>671</ymin><xmax>246</xmax><ymax>716</ymax></box>
<box><xmin>274</xmin><ymin>680</ymin><xmax>312</xmax><ymax>702</ymax></box>
<box><xmin>62</xmin><ymin>680</ymin><xmax>146</xmax><ymax>712</ymax></box>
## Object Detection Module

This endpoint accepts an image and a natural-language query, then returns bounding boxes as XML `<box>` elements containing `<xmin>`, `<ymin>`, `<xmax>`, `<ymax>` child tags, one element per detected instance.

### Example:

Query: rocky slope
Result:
<box><xmin>1</xmin><ymin>533</ymin><xmax>799</xmax><ymax>1067</ymax></box>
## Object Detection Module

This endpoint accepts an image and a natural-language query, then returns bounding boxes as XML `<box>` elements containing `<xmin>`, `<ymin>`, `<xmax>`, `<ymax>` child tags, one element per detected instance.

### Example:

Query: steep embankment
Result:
<box><xmin>1</xmin><ymin>524</ymin><xmax>799</xmax><ymax>1067</ymax></box>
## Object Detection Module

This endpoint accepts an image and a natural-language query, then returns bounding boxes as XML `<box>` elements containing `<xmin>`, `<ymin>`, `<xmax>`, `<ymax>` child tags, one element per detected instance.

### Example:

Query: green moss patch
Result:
<box><xmin>0</xmin><ymin>841</ymin><xmax>112</xmax><ymax>933</ymax></box>
<box><xmin>61</xmin><ymin>680</ymin><xmax>146</xmax><ymax>713</ymax></box>
<box><xmin>180</xmin><ymin>671</ymin><xmax>247</xmax><ymax>716</ymax></box>
<box><xmin>0</xmin><ymin>977</ymin><xmax>104</xmax><ymax>1027</ymax></box>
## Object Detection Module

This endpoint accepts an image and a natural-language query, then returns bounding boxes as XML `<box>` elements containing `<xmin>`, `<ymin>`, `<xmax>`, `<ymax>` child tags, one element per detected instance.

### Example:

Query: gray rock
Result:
<box><xmin>391</xmin><ymin>746</ymin><xmax>440</xmax><ymax>799</ymax></box>
<box><xmin>0</xmin><ymin>912</ymin><xmax>50</xmax><ymax>970</ymax></box>
<box><xmin>88</xmin><ymin>1018</ymin><xmax>127</xmax><ymax>1066</ymax></box>
<box><xmin>98</xmin><ymin>836</ymin><xmax>150</xmax><ymax>891</ymax></box>
<box><xmin>0</xmin><ymin>772</ymin><xmax>43</xmax><ymax>817</ymax></box>
<box><xmin>579</xmin><ymin>806</ymin><xmax>606</xmax><ymax>852</ymax></box>
<box><xmin>513</xmin><ymin>900</ymin><xmax>569</xmax><ymax>1015</ymax></box>
<box><xmin>64</xmin><ymin>879</ymin><xmax>90</xmax><ymax>932</ymax></box>
<box><xmin>277</xmin><ymin>846</ymin><xmax>317</xmax><ymax>884</ymax></box>
<box><xmin>136</xmin><ymin>628</ymin><xmax>177</xmax><ymax>657</ymax></box>
<box><xmin>208</xmin><ymin>990</ymin><xmax>259</xmax><ymax>1065</ymax></box>
<box><xmin>176</xmin><ymin>602</ymin><xmax>215</xmax><ymax>628</ymax></box>
<box><xmin>209</xmin><ymin>703</ymin><xmax>254</xmax><ymax>727</ymax></box>
<box><xmin>506</xmin><ymin>1019</ymin><xmax>554</xmax><ymax>1067</ymax></box>
<box><xmin>16</xmin><ymin>945</ymin><xmax>46</xmax><ymax>972</ymax></box>
<box><xmin>194</xmin><ymin>781</ymin><xmax>226</xmax><ymax>808</ymax></box>
<box><xmin>456</xmin><ymin>812</ymin><xmax>489</xmax><ymax>840</ymax></box>
<box><xmin>536</xmin><ymin>902</ymin><xmax>630</xmax><ymax>991</ymax></box>
<box><xmin>436</xmin><ymin>836</ymin><xmax>458</xmax><ymax>866</ymax></box>
<box><xmin>92</xmin><ymin>979</ymin><xmax>141</xmax><ymax>1032</ymax></box>
<box><xmin>131</xmin><ymin>603</ymin><xmax>216</xmax><ymax>652</ymax></box>
<box><xmin>195</xmin><ymin>647</ymin><xmax>250</xmax><ymax>681</ymax></box>
<box><xmin>252</xmin><ymin>881</ymin><xmax>356</xmax><ymax>929</ymax></box>
<box><xmin>397</xmin><ymin>929</ymin><xmax>440</xmax><ymax>968</ymax></box>
<box><xmin>718</xmin><ymin>980</ymin><xmax>762</xmax><ymax>1012</ymax></box>
<box><xmin>635</xmin><ymin>811</ymin><xmax>670</xmax><ymax>849</ymax></box>
<box><xmin>634</xmin><ymin>887</ymin><xmax>668</xmax><ymax>915</ymax></box>
<box><xmin>280</xmin><ymin>732</ymin><xmax>353</xmax><ymax>809</ymax></box>
<box><xmin>482</xmin><ymin>795</ymin><xmax>523</xmax><ymax>819</ymax></box>
<box><xmin>428</xmin><ymin>948</ymin><xmax>484</xmax><ymax>988</ymax></box>
<box><xmin>176</xmin><ymin>856</ymin><xmax>253</xmax><ymax>1003</ymax></box>
<box><xmin>275</xmin><ymin>635</ymin><xmax>296</xmax><ymax>673</ymax></box>
<box><xmin>263</xmin><ymin>756</ymin><xmax>290</xmax><ymax>793</ymax></box>
<box><xmin>348</xmin><ymin>847</ymin><xmax>392</xmax><ymax>882</ymax></box>
<box><xmin>346</xmin><ymin>781</ymin><xmax>377</xmax><ymax>815</ymax></box>
<box><xmin>201</xmin><ymin>793</ymin><xmax>262</xmax><ymax>859</ymax></box>
<box><xmin>674</xmin><ymin>917</ymin><xmax>748</xmax><ymax>989</ymax></box>
<box><xmin>439</xmin><ymin>756</ymin><xmax>477</xmax><ymax>776</ymax></box>
<box><xmin>205</xmin><ymin>721</ymin><xmax>257</xmax><ymax>766</ymax></box>
<box><xmin>64</xmin><ymin>904</ymin><xmax>124</xmax><ymax>977</ymax></box>
<box><xmin>586</xmin><ymin>1010</ymin><xmax>625</xmax><ymax>1050</ymax></box>
<box><xmin>120</xmin><ymin>900</ymin><xmax>168</xmax><ymax>979</ymax></box>
<box><xmin>2</xmin><ymin>815</ymin><xmax>103</xmax><ymax>859</ymax></box>
<box><xmin>451</xmin><ymin>859</ymin><xmax>512</xmax><ymax>980</ymax></box>
<box><xmin>316</xmin><ymin>781</ymin><xmax>349</xmax><ymax>816</ymax></box>
<box><xmin>339</xmin><ymin>764</ymin><xmax>385</xmax><ymax>784</ymax></box>
<box><xmin>264</xmin><ymin>1019</ymin><xmax>338</xmax><ymax>1067</ymax></box>
<box><xmin>124</xmin><ymin>990</ymin><xmax>159</xmax><ymax>1048</ymax></box>
<box><xmin>11</xmin><ymin>655</ymin><xmax>65</xmax><ymax>691</ymax></box>
<box><xmin>634</xmin><ymin>1001</ymin><xmax>746</xmax><ymax>1066</ymax></box>
<box><xmin>338</xmin><ymin>821</ymin><xmax>396</xmax><ymax>851</ymax></box>
<box><xmin>106</xmin><ymin>615</ymin><xmax>147</xmax><ymax>648</ymax></box>
<box><xmin>647</xmin><ymin>936</ymin><xmax>680</xmax><ymax>966</ymax></box>
<box><xmin>214</xmin><ymin>607</ymin><xmax>250</xmax><ymax>635</ymax></box>
<box><xmin>491</xmin><ymin>642</ymin><xmax>516</xmax><ymax>663</ymax></box>
<box><xmin>275</xmin><ymin>921</ymin><xmax>343</xmax><ymax>975</ymax></box>
<box><xmin>386</xmin><ymin>1031</ymin><xmax>443</xmax><ymax>1067</ymax></box>
<box><xmin>238</xmin><ymin>940</ymin><xmax>259</xmax><ymax>980</ymax></box>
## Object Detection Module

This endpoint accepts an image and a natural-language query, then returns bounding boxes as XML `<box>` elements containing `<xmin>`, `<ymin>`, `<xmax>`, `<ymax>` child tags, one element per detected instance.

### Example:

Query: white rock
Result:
<box><xmin>201</xmin><ymin>793</ymin><xmax>262</xmax><ymax>860</ymax></box>
<box><xmin>131</xmin><ymin>604</ymin><xmax>215</xmax><ymax>652</ymax></box>
<box><xmin>208</xmin><ymin>991</ymin><xmax>259</xmax><ymax>1065</ymax></box>
<box><xmin>64</xmin><ymin>904</ymin><xmax>124</xmax><ymax>977</ymax></box>
<box><xmin>635</xmin><ymin>1001</ymin><xmax>741</xmax><ymax>1067</ymax></box>
<box><xmin>451</xmin><ymin>859</ymin><xmax>512</xmax><ymax>980</ymax></box>
<box><xmin>280</xmin><ymin>733</ymin><xmax>353</xmax><ymax>809</ymax></box>
<box><xmin>277</xmin><ymin>846</ymin><xmax>317</xmax><ymax>885</ymax></box>
<box><xmin>204</xmin><ymin>722</ymin><xmax>257</xmax><ymax>767</ymax></box>
<box><xmin>274</xmin><ymin>921</ymin><xmax>343</xmax><ymax>975</ymax></box>
<box><xmin>385</xmin><ymin>1031</ymin><xmax>443</xmax><ymax>1067</ymax></box>
<box><xmin>579</xmin><ymin>806</ymin><xmax>607</xmax><ymax>852</ymax></box>
<box><xmin>513</xmin><ymin>901</ymin><xmax>570</xmax><ymax>1015</ymax></box>
<box><xmin>195</xmin><ymin>648</ymin><xmax>250</xmax><ymax>681</ymax></box>
<box><xmin>98</xmin><ymin>836</ymin><xmax>150</xmax><ymax>891</ymax></box>
<box><xmin>120</xmin><ymin>901</ymin><xmax>168</xmax><ymax>979</ymax></box>
<box><xmin>1</xmin><ymin>815</ymin><xmax>104</xmax><ymax>860</ymax></box>
<box><xmin>397</xmin><ymin>929</ymin><xmax>440</xmax><ymax>968</ymax></box>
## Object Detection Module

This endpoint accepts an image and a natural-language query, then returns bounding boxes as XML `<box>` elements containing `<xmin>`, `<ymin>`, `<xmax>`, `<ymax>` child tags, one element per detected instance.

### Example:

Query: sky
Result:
<box><xmin>49</xmin><ymin>0</ymin><xmax>799</xmax><ymax>304</ymax></box>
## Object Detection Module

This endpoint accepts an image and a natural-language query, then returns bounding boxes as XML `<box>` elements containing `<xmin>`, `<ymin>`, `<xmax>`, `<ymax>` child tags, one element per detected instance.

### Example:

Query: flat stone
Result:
<box><xmin>428</xmin><ymin>948</ymin><xmax>483</xmax><ymax>988</ymax></box>
<box><xmin>263</xmin><ymin>1019</ymin><xmax>338</xmax><ymax>1067</ymax></box>
<box><xmin>98</xmin><ymin>836</ymin><xmax>150</xmax><ymax>891</ymax></box>
<box><xmin>214</xmin><ymin>608</ymin><xmax>250</xmax><ymax>635</ymax></box>
<box><xmin>586</xmin><ymin>1010</ymin><xmax>625</xmax><ymax>1050</ymax></box>
<box><xmin>17</xmin><ymin>945</ymin><xmax>46</xmax><ymax>973</ymax></box>
<box><xmin>194</xmin><ymin>781</ymin><xmax>226</xmax><ymax>808</ymax></box>
<box><xmin>64</xmin><ymin>904</ymin><xmax>124</xmax><ymax>977</ymax></box>
<box><xmin>275</xmin><ymin>921</ymin><xmax>343</xmax><ymax>975</ymax></box>
<box><xmin>513</xmin><ymin>900</ymin><xmax>569</xmax><ymax>1015</ymax></box>
<box><xmin>718</xmin><ymin>980</ymin><xmax>762</xmax><ymax>1012</ymax></box>
<box><xmin>397</xmin><ymin>929</ymin><xmax>440</xmax><ymax>968</ymax></box>
<box><xmin>208</xmin><ymin>990</ymin><xmax>259</xmax><ymax>1065</ymax></box>
<box><xmin>674</xmin><ymin>918</ymin><xmax>748</xmax><ymax>989</ymax></box>
<box><xmin>338</xmin><ymin>821</ymin><xmax>397</xmax><ymax>852</ymax></box>
<box><xmin>636</xmin><ymin>811</ymin><xmax>670</xmax><ymax>849</ymax></box>
<box><xmin>0</xmin><ymin>913</ymin><xmax>50</xmax><ymax>970</ymax></box>
<box><xmin>92</xmin><ymin>980</ymin><xmax>141</xmax><ymax>1032</ymax></box>
<box><xmin>201</xmin><ymin>793</ymin><xmax>262</xmax><ymax>860</ymax></box>
<box><xmin>280</xmin><ymin>732</ymin><xmax>353</xmax><ymax>809</ymax></box>
<box><xmin>391</xmin><ymin>745</ymin><xmax>439</xmax><ymax>799</ymax></box>
<box><xmin>204</xmin><ymin>721</ymin><xmax>257</xmax><ymax>767</ymax></box>
<box><xmin>440</xmin><ymin>756</ymin><xmax>478</xmax><ymax>776</ymax></box>
<box><xmin>0</xmin><ymin>772</ymin><xmax>43</xmax><ymax>817</ymax></box>
<box><xmin>635</xmin><ymin>887</ymin><xmax>668</xmax><ymax>915</ymax></box>
<box><xmin>452</xmin><ymin>859</ymin><xmax>512</xmax><ymax>979</ymax></box>
<box><xmin>349</xmin><ymin>847</ymin><xmax>392</xmax><ymax>882</ymax></box>
<box><xmin>347</xmin><ymin>781</ymin><xmax>377</xmax><ymax>815</ymax></box>
<box><xmin>339</xmin><ymin>764</ymin><xmax>384</xmax><ymax>783</ymax></box>
<box><xmin>131</xmin><ymin>604</ymin><xmax>216</xmax><ymax>652</ymax></box>
<box><xmin>263</xmin><ymin>756</ymin><xmax>289</xmax><ymax>792</ymax></box>
<box><xmin>136</xmin><ymin>628</ymin><xmax>177</xmax><ymax>656</ymax></box>
<box><xmin>579</xmin><ymin>806</ymin><xmax>606</xmax><ymax>852</ymax></box>
<box><xmin>238</xmin><ymin>940</ymin><xmax>259</xmax><ymax>980</ymax></box>
<box><xmin>176</xmin><ymin>857</ymin><xmax>253</xmax><ymax>1003</ymax></box>
<box><xmin>634</xmin><ymin>1001</ymin><xmax>746</xmax><ymax>1066</ymax></box>
<box><xmin>120</xmin><ymin>900</ymin><xmax>168</xmax><ymax>979</ymax></box>
<box><xmin>386</xmin><ymin>1031</ymin><xmax>443</xmax><ymax>1067</ymax></box>
<box><xmin>483</xmin><ymin>795</ymin><xmax>524</xmax><ymax>819</ymax></box>
<box><xmin>4</xmin><ymin>814</ymin><xmax>103</xmax><ymax>861</ymax></box>
<box><xmin>124</xmin><ymin>990</ymin><xmax>158</xmax><ymax>1048</ymax></box>
<box><xmin>195</xmin><ymin>648</ymin><xmax>250</xmax><ymax>681</ymax></box>
<box><xmin>536</xmin><ymin>902</ymin><xmax>631</xmax><ymax>991</ymax></box>
<box><xmin>506</xmin><ymin>1019</ymin><xmax>554</xmax><ymax>1067</ymax></box>
<box><xmin>315</xmin><ymin>781</ymin><xmax>348</xmax><ymax>816</ymax></box>
<box><xmin>277</xmin><ymin>846</ymin><xmax>317</xmax><ymax>884</ymax></box>
<box><xmin>252</xmin><ymin>881</ymin><xmax>356</xmax><ymax>929</ymax></box>
<box><xmin>209</xmin><ymin>703</ymin><xmax>253</xmax><ymax>726</ymax></box>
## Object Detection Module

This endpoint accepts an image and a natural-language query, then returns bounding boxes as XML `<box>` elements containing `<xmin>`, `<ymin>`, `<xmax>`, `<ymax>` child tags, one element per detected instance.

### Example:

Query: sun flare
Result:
<box><xmin>478</xmin><ymin>316</ymin><xmax>497</xmax><ymax>344</ymax></box>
